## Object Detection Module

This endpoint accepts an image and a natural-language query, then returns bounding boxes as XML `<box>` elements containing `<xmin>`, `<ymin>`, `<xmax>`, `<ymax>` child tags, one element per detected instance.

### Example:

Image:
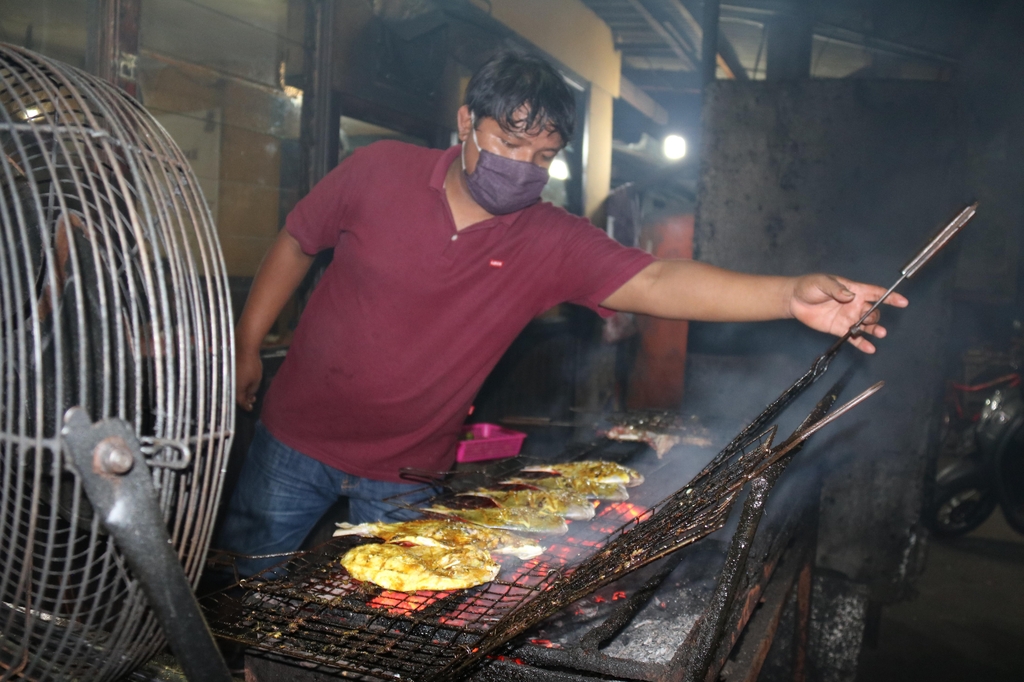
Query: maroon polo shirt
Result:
<box><xmin>261</xmin><ymin>141</ymin><xmax>655</xmax><ymax>482</ymax></box>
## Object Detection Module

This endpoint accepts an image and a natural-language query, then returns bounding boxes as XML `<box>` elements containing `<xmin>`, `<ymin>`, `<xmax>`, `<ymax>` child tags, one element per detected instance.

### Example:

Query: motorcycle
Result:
<box><xmin>928</xmin><ymin>346</ymin><xmax>1024</xmax><ymax>538</ymax></box>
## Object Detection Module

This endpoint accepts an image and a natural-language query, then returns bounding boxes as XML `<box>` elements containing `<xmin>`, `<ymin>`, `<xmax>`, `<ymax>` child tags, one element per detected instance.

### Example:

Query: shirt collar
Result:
<box><xmin>429</xmin><ymin>144</ymin><xmax>528</xmax><ymax>227</ymax></box>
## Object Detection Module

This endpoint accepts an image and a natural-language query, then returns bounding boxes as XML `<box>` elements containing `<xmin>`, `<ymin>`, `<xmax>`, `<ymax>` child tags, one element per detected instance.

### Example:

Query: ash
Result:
<box><xmin>529</xmin><ymin>543</ymin><xmax>726</xmax><ymax>665</ymax></box>
<box><xmin>600</xmin><ymin>575</ymin><xmax>716</xmax><ymax>664</ymax></box>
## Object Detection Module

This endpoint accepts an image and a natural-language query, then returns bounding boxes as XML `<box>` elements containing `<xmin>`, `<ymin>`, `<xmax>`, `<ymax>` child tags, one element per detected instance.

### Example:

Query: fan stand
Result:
<box><xmin>61</xmin><ymin>408</ymin><xmax>231</xmax><ymax>682</ymax></box>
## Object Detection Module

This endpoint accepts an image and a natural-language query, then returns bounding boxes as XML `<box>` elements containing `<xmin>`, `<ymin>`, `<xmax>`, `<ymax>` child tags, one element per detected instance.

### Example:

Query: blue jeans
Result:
<box><xmin>216</xmin><ymin>422</ymin><xmax>422</xmax><ymax>577</ymax></box>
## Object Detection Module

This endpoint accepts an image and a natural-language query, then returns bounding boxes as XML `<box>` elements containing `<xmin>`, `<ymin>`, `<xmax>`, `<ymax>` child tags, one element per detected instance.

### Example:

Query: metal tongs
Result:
<box><xmin>704</xmin><ymin>202</ymin><xmax>979</xmax><ymax>472</ymax></box>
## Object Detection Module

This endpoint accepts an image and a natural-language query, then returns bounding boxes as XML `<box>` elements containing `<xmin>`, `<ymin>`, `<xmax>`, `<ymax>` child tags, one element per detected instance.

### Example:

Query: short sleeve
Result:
<box><xmin>285</xmin><ymin>147</ymin><xmax>368</xmax><ymax>255</ymax></box>
<box><xmin>551</xmin><ymin>218</ymin><xmax>656</xmax><ymax>317</ymax></box>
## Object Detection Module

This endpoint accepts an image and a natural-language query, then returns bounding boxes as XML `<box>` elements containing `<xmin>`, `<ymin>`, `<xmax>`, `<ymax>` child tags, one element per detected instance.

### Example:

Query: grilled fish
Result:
<box><xmin>603</xmin><ymin>412</ymin><xmax>712</xmax><ymax>457</ymax></box>
<box><xmin>604</xmin><ymin>428</ymin><xmax>682</xmax><ymax>457</ymax></box>
<box><xmin>341</xmin><ymin>542</ymin><xmax>498</xmax><ymax>592</ymax></box>
<box><xmin>425</xmin><ymin>505</ymin><xmax>568</xmax><ymax>534</ymax></box>
<box><xmin>520</xmin><ymin>460</ymin><xmax>644</xmax><ymax>487</ymax></box>
<box><xmin>458</xmin><ymin>488</ymin><xmax>594</xmax><ymax>520</ymax></box>
<box><xmin>333</xmin><ymin>519</ymin><xmax>543</xmax><ymax>560</ymax></box>
<box><xmin>501</xmin><ymin>475</ymin><xmax>629</xmax><ymax>501</ymax></box>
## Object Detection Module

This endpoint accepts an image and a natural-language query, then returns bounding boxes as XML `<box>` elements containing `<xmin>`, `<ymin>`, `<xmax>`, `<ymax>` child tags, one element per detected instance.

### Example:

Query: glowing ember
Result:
<box><xmin>612</xmin><ymin>591</ymin><xmax>627</xmax><ymax>601</ymax></box>
<box><xmin>367</xmin><ymin>589</ymin><xmax>449</xmax><ymax>615</ymax></box>
<box><xmin>603</xmin><ymin>501</ymin><xmax>648</xmax><ymax>521</ymax></box>
<box><xmin>529</xmin><ymin>639</ymin><xmax>558</xmax><ymax>648</ymax></box>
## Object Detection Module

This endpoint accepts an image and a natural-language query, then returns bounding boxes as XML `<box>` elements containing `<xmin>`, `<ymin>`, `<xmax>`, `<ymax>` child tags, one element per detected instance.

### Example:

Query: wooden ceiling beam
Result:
<box><xmin>623</xmin><ymin>0</ymin><xmax>697</xmax><ymax>71</ymax></box>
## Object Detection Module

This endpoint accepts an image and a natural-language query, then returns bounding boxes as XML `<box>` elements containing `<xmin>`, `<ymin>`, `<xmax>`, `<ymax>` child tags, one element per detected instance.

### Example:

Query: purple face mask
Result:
<box><xmin>462</xmin><ymin>125</ymin><xmax>550</xmax><ymax>215</ymax></box>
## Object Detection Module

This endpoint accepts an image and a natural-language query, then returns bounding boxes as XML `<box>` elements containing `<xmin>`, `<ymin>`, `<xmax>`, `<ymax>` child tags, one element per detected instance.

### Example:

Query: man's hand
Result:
<box><xmin>237</xmin><ymin>347</ymin><xmax>263</xmax><ymax>411</ymax></box>
<box><xmin>788</xmin><ymin>274</ymin><xmax>908</xmax><ymax>354</ymax></box>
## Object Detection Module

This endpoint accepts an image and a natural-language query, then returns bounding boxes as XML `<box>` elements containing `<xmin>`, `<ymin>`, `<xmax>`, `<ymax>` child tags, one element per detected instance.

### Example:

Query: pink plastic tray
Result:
<box><xmin>456</xmin><ymin>423</ymin><xmax>527</xmax><ymax>463</ymax></box>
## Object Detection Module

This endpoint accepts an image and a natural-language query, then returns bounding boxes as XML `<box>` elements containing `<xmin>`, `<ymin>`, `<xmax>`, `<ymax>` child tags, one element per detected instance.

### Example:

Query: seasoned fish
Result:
<box><xmin>458</xmin><ymin>488</ymin><xmax>594</xmax><ymax>520</ymax></box>
<box><xmin>333</xmin><ymin>519</ymin><xmax>543</xmax><ymax>560</ymax></box>
<box><xmin>425</xmin><ymin>505</ymin><xmax>568</xmax><ymax>534</ymax></box>
<box><xmin>501</xmin><ymin>475</ymin><xmax>629</xmax><ymax>501</ymax></box>
<box><xmin>341</xmin><ymin>543</ymin><xmax>498</xmax><ymax>592</ymax></box>
<box><xmin>604</xmin><ymin>427</ymin><xmax>682</xmax><ymax>457</ymax></box>
<box><xmin>603</xmin><ymin>412</ymin><xmax>712</xmax><ymax>457</ymax></box>
<box><xmin>520</xmin><ymin>460</ymin><xmax>644</xmax><ymax>487</ymax></box>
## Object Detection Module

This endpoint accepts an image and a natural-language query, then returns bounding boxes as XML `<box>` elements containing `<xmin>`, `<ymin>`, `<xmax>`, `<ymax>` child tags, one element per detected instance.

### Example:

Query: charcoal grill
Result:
<box><xmin>206</xmin><ymin>203</ymin><xmax>977</xmax><ymax>681</ymax></box>
<box><xmin>205</xmin><ymin>367</ymin><xmax>874</xmax><ymax>681</ymax></box>
<box><xmin>1</xmin><ymin>44</ymin><xmax>233</xmax><ymax>680</ymax></box>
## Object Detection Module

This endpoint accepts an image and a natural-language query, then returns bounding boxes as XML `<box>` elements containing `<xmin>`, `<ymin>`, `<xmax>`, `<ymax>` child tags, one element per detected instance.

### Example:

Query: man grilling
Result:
<box><xmin>217</xmin><ymin>51</ymin><xmax>906</xmax><ymax>577</ymax></box>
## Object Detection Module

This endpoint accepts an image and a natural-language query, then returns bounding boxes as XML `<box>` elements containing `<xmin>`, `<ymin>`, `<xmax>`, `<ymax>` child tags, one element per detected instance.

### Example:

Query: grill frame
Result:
<box><xmin>205</xmin><ymin>376</ymin><xmax>839</xmax><ymax>679</ymax></box>
<box><xmin>205</xmin><ymin>371</ymin><xmax>855</xmax><ymax>681</ymax></box>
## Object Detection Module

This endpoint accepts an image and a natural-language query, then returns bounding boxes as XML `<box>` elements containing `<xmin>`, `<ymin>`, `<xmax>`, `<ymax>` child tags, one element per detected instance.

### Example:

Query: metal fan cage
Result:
<box><xmin>0</xmin><ymin>43</ymin><xmax>234</xmax><ymax>680</ymax></box>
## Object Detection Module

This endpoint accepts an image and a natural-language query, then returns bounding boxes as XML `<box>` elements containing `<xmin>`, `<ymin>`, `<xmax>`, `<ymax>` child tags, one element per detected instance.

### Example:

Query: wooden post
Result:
<box><xmin>87</xmin><ymin>0</ymin><xmax>140</xmax><ymax>96</ymax></box>
<box><xmin>300</xmin><ymin>0</ymin><xmax>340</xmax><ymax>197</ymax></box>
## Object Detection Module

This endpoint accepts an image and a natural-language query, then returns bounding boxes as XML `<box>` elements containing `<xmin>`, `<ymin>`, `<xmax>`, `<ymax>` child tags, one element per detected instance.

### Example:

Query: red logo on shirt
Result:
<box><xmin>489</xmin><ymin>259</ymin><xmax>504</xmax><ymax>268</ymax></box>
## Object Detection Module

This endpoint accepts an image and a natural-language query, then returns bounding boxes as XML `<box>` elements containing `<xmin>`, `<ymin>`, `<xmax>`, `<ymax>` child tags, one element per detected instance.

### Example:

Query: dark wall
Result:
<box><xmin>695</xmin><ymin>79</ymin><xmax>968</xmax><ymax>600</ymax></box>
<box><xmin>950</xmin><ymin>1</ymin><xmax>1024</xmax><ymax>338</ymax></box>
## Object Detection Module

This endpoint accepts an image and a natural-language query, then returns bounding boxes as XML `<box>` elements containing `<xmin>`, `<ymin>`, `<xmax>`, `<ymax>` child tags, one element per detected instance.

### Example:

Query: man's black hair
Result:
<box><xmin>465</xmin><ymin>51</ymin><xmax>576</xmax><ymax>144</ymax></box>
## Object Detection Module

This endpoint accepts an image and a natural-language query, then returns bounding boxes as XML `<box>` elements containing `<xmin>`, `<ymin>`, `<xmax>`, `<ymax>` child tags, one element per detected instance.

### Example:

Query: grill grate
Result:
<box><xmin>203</xmin><ymin>429</ymin><xmax>777</xmax><ymax>680</ymax></box>
<box><xmin>206</xmin><ymin>499</ymin><xmax>654</xmax><ymax>680</ymax></box>
<box><xmin>207</xmin><ymin>364</ymin><xmax>879</xmax><ymax>681</ymax></box>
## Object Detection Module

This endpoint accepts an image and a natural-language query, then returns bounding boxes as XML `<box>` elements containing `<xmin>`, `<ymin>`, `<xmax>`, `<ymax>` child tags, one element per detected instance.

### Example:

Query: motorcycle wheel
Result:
<box><xmin>994</xmin><ymin>418</ymin><xmax>1024</xmax><ymax>535</ymax></box>
<box><xmin>929</xmin><ymin>462</ymin><xmax>998</xmax><ymax>538</ymax></box>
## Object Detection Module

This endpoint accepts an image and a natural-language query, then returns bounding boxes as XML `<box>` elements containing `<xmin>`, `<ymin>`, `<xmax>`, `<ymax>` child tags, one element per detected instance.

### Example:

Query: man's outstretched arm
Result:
<box><xmin>601</xmin><ymin>260</ymin><xmax>908</xmax><ymax>354</ymax></box>
<box><xmin>235</xmin><ymin>230</ymin><xmax>315</xmax><ymax>410</ymax></box>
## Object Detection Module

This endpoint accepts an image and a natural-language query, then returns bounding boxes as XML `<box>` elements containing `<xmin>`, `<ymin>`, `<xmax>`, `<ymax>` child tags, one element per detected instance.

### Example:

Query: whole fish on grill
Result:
<box><xmin>501</xmin><ymin>474</ymin><xmax>630</xmax><ymax>501</ymax></box>
<box><xmin>520</xmin><ymin>460</ymin><xmax>644</xmax><ymax>487</ymax></box>
<box><xmin>341</xmin><ymin>543</ymin><xmax>499</xmax><ymax>592</ymax></box>
<box><xmin>332</xmin><ymin>518</ymin><xmax>543</xmax><ymax>560</ymax></box>
<box><xmin>604</xmin><ymin>429</ymin><xmax>681</xmax><ymax>457</ymax></box>
<box><xmin>425</xmin><ymin>505</ymin><xmax>568</xmax><ymax>534</ymax></box>
<box><xmin>457</xmin><ymin>488</ymin><xmax>595</xmax><ymax>520</ymax></box>
<box><xmin>602</xmin><ymin>412</ymin><xmax>712</xmax><ymax>457</ymax></box>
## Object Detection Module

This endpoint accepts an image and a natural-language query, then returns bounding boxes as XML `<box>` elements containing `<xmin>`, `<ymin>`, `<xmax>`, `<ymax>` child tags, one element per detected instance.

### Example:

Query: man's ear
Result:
<box><xmin>456</xmin><ymin>105</ymin><xmax>473</xmax><ymax>143</ymax></box>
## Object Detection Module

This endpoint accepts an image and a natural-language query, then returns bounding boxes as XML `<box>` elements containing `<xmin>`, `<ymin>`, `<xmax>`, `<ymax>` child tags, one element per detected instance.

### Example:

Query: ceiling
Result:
<box><xmin>580</xmin><ymin>0</ymin><xmax>978</xmax><ymax>114</ymax></box>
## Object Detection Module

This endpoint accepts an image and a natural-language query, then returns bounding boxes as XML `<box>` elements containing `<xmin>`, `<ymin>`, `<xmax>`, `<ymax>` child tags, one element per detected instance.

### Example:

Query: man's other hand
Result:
<box><xmin>237</xmin><ymin>348</ymin><xmax>263</xmax><ymax>411</ymax></box>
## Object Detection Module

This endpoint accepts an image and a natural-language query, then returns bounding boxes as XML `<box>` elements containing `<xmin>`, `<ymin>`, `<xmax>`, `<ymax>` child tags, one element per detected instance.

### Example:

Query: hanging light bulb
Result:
<box><xmin>662</xmin><ymin>134</ymin><xmax>687</xmax><ymax>161</ymax></box>
<box><xmin>549</xmin><ymin>157</ymin><xmax>570</xmax><ymax>180</ymax></box>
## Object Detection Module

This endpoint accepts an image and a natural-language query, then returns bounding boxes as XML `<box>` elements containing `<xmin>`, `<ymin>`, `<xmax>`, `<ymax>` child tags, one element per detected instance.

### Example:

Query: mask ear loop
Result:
<box><xmin>462</xmin><ymin>112</ymin><xmax>483</xmax><ymax>172</ymax></box>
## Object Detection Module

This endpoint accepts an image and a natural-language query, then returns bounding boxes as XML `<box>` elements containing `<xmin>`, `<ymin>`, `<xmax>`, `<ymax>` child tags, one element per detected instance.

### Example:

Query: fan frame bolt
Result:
<box><xmin>94</xmin><ymin>437</ymin><xmax>135</xmax><ymax>475</ymax></box>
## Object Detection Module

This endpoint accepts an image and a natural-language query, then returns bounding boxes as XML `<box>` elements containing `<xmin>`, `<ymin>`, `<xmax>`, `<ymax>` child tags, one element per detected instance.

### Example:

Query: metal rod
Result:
<box><xmin>770</xmin><ymin>381</ymin><xmax>885</xmax><ymax>461</ymax></box>
<box><xmin>902</xmin><ymin>201</ymin><xmax>978</xmax><ymax>277</ymax></box>
<box><xmin>701</xmin><ymin>0</ymin><xmax>722</xmax><ymax>87</ymax></box>
<box><xmin>301</xmin><ymin>0</ymin><xmax>339</xmax><ymax>195</ymax></box>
